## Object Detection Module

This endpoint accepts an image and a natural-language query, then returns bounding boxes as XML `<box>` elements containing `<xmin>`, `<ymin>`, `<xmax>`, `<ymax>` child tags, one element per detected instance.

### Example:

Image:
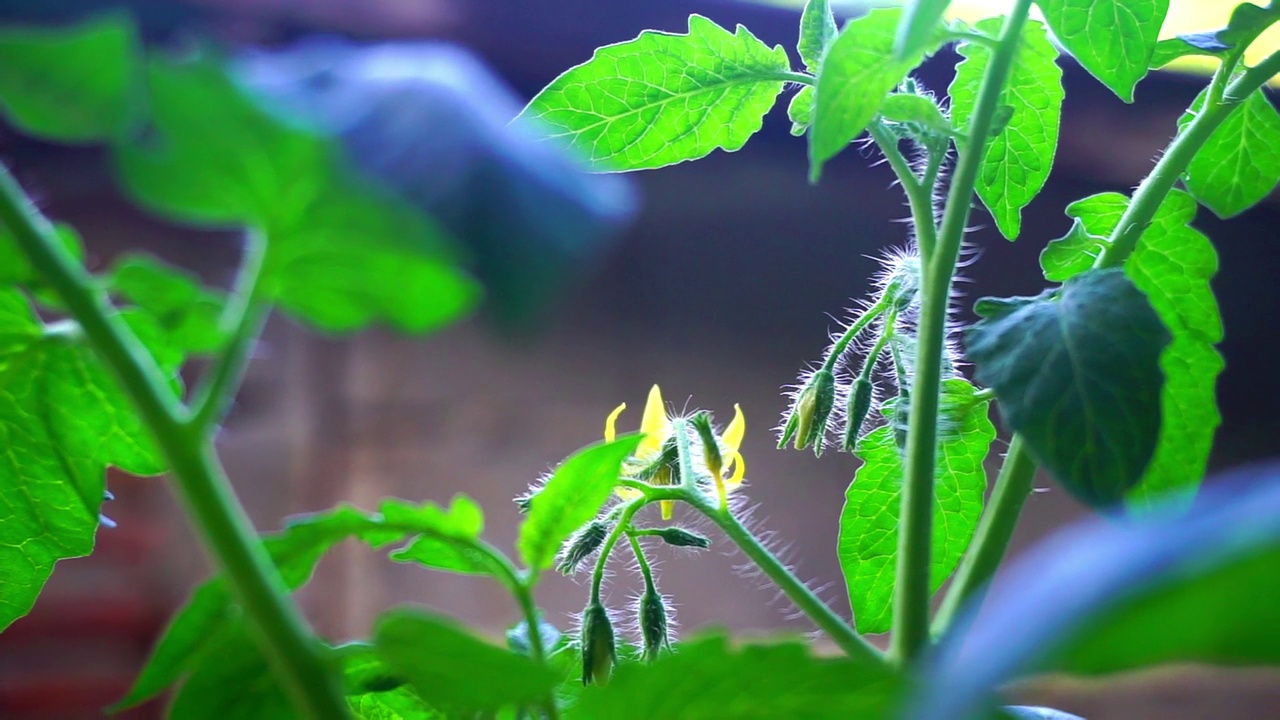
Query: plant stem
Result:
<box><xmin>187</xmin><ymin>229</ymin><xmax>268</xmax><ymax>435</ymax></box>
<box><xmin>869</xmin><ymin>122</ymin><xmax>939</xmax><ymax>259</ymax></box>
<box><xmin>821</xmin><ymin>298</ymin><xmax>888</xmax><ymax>373</ymax></box>
<box><xmin>930</xmin><ymin>436</ymin><xmax>1036</xmax><ymax>635</ymax></box>
<box><xmin>626</xmin><ymin>532</ymin><xmax>658</xmax><ymax>593</ymax></box>
<box><xmin>1097</xmin><ymin>50</ymin><xmax>1280</xmax><ymax>269</ymax></box>
<box><xmin>0</xmin><ymin>167</ymin><xmax>349</xmax><ymax>719</ymax></box>
<box><xmin>591</xmin><ymin>501</ymin><xmax>644</xmax><ymax>602</ymax></box>
<box><xmin>686</xmin><ymin>494</ymin><xmax>883</xmax><ymax>665</ymax></box>
<box><xmin>478</xmin><ymin>545</ymin><xmax>560</xmax><ymax>720</ymax></box>
<box><xmin>892</xmin><ymin>0</ymin><xmax>1033</xmax><ymax>665</ymax></box>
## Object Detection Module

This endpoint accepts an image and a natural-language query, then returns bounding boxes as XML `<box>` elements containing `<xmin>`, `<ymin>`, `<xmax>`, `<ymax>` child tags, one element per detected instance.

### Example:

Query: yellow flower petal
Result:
<box><xmin>615</xmin><ymin>486</ymin><xmax>643</xmax><ymax>500</ymax></box>
<box><xmin>722</xmin><ymin>403</ymin><xmax>745</xmax><ymax>455</ymax></box>
<box><xmin>636</xmin><ymin>384</ymin><xmax>670</xmax><ymax>458</ymax></box>
<box><xmin>604</xmin><ymin>402</ymin><xmax>626</xmax><ymax>442</ymax></box>
<box><xmin>660</xmin><ymin>499</ymin><xmax>674</xmax><ymax>520</ymax></box>
<box><xmin>725</xmin><ymin>451</ymin><xmax>746</xmax><ymax>490</ymax></box>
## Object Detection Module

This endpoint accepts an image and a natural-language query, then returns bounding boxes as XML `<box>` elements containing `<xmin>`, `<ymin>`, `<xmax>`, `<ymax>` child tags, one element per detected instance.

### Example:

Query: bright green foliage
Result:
<box><xmin>0</xmin><ymin>224</ymin><xmax>82</xmax><ymax>286</ymax></box>
<box><xmin>518</xmin><ymin>15</ymin><xmax>790</xmax><ymax>171</ymax></box>
<box><xmin>788</xmin><ymin>87</ymin><xmax>814</xmax><ymax>136</ymax></box>
<box><xmin>166</xmin><ymin>621</ymin><xmax>294</xmax><ymax>720</ymax></box>
<box><xmin>339</xmin><ymin>644</ymin><xmax>440</xmax><ymax>718</ymax></box>
<box><xmin>0</xmin><ymin>293</ymin><xmax>176</xmax><ymax>632</ymax></box>
<box><xmin>967</xmin><ymin>269</ymin><xmax>1171</xmax><ymax>509</ymax></box>
<box><xmin>811</xmin><ymin>8</ymin><xmax>924</xmax><ymax>180</ymax></box>
<box><xmin>838</xmin><ymin>379</ymin><xmax>994</xmax><ymax>634</ymax></box>
<box><xmin>949</xmin><ymin>19</ymin><xmax>1063</xmax><ymax>240</ymax></box>
<box><xmin>109</xmin><ymin>254</ymin><xmax>228</xmax><ymax>355</ymax></box>
<box><xmin>115</xmin><ymin>498</ymin><xmax>485</xmax><ymax>709</ymax></box>
<box><xmin>880</xmin><ymin>93</ymin><xmax>952</xmax><ymax>134</ymax></box>
<box><xmin>374</xmin><ymin>609</ymin><xmax>558</xmax><ymax>715</ymax></box>
<box><xmin>1180</xmin><ymin>89</ymin><xmax>1280</xmax><ymax>218</ymax></box>
<box><xmin>566</xmin><ymin>634</ymin><xmax>899</xmax><ymax>719</ymax></box>
<box><xmin>896</xmin><ymin>0</ymin><xmax>952</xmax><ymax>60</ymax></box>
<box><xmin>1150</xmin><ymin>3</ymin><xmax>1280</xmax><ymax>67</ymax></box>
<box><xmin>116</xmin><ymin>59</ymin><xmax>478</xmax><ymax>334</ymax></box>
<box><xmin>798</xmin><ymin>0</ymin><xmax>837</xmax><ymax>72</ymax></box>
<box><xmin>1036</xmin><ymin>0</ymin><xmax>1168</xmax><ymax>102</ymax></box>
<box><xmin>517</xmin><ymin>435</ymin><xmax>642</xmax><ymax>571</ymax></box>
<box><xmin>1042</xmin><ymin>190</ymin><xmax>1223</xmax><ymax>511</ymax></box>
<box><xmin>0</xmin><ymin>17</ymin><xmax>140</xmax><ymax>142</ymax></box>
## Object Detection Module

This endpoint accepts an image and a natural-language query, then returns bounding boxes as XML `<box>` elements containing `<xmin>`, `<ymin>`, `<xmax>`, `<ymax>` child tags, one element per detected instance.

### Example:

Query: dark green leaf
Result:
<box><xmin>1180</xmin><ymin>89</ymin><xmax>1280</xmax><ymax>218</ymax></box>
<box><xmin>911</xmin><ymin>463</ymin><xmax>1280</xmax><ymax>719</ymax></box>
<box><xmin>565</xmin><ymin>633</ymin><xmax>899</xmax><ymax>719</ymax></box>
<box><xmin>108</xmin><ymin>254</ymin><xmax>228</xmax><ymax>355</ymax></box>
<box><xmin>518</xmin><ymin>15</ymin><xmax>790</xmax><ymax>171</ymax></box>
<box><xmin>838</xmin><ymin>379</ymin><xmax>994</xmax><ymax>633</ymax></box>
<box><xmin>374</xmin><ymin>608</ymin><xmax>558</xmax><ymax>714</ymax></box>
<box><xmin>1041</xmin><ymin>190</ymin><xmax>1222</xmax><ymax>511</ymax></box>
<box><xmin>811</xmin><ymin>8</ymin><xmax>923</xmax><ymax>180</ymax></box>
<box><xmin>0</xmin><ymin>17</ymin><xmax>140</xmax><ymax>142</ymax></box>
<box><xmin>896</xmin><ymin>0</ymin><xmax>952</xmax><ymax>60</ymax></box>
<box><xmin>1037</xmin><ymin>0</ymin><xmax>1168</xmax><ymax>101</ymax></box>
<box><xmin>0</xmin><ymin>296</ymin><xmax>176</xmax><ymax>632</ymax></box>
<box><xmin>967</xmin><ymin>269</ymin><xmax>1172</xmax><ymax>508</ymax></box>
<box><xmin>788</xmin><ymin>87</ymin><xmax>814</xmax><ymax>136</ymax></box>
<box><xmin>949</xmin><ymin>18</ymin><xmax>1063</xmax><ymax>240</ymax></box>
<box><xmin>115</xmin><ymin>58</ymin><xmax>478</xmax><ymax>334</ymax></box>
<box><xmin>167</xmin><ymin>621</ymin><xmax>293</xmax><ymax>720</ymax></box>
<box><xmin>798</xmin><ymin>0</ymin><xmax>838</xmax><ymax>72</ymax></box>
<box><xmin>517</xmin><ymin>435</ymin><xmax>642</xmax><ymax>571</ymax></box>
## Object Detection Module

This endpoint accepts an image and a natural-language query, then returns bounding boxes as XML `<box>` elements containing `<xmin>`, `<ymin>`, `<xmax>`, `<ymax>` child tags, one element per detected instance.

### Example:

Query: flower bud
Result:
<box><xmin>689</xmin><ymin>413</ymin><xmax>722</xmax><ymax>479</ymax></box>
<box><xmin>653</xmin><ymin>527</ymin><xmax>711</xmax><ymax>549</ymax></box>
<box><xmin>791</xmin><ymin>369</ymin><xmax>836</xmax><ymax>456</ymax></box>
<box><xmin>638</xmin><ymin>590</ymin><xmax>671</xmax><ymax>662</ymax></box>
<box><xmin>580</xmin><ymin>601</ymin><xmax>616</xmax><ymax>686</ymax></box>
<box><xmin>557</xmin><ymin>520</ymin><xmax>610</xmax><ymax>574</ymax></box>
<box><xmin>842</xmin><ymin>377</ymin><xmax>874</xmax><ymax>452</ymax></box>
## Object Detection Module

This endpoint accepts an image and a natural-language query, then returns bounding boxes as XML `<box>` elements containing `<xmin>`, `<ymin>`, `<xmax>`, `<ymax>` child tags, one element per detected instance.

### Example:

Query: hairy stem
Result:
<box><xmin>821</xmin><ymin>298</ymin><xmax>888</xmax><ymax>373</ymax></box>
<box><xmin>892</xmin><ymin>0</ymin><xmax>1034</xmax><ymax>664</ymax></box>
<box><xmin>930</xmin><ymin>436</ymin><xmax>1036</xmax><ymax>634</ymax></box>
<box><xmin>0</xmin><ymin>167</ymin><xmax>348</xmax><ymax>718</ymax></box>
<box><xmin>869</xmin><ymin>122</ymin><xmax>939</xmax><ymax>259</ymax></box>
<box><xmin>591</xmin><ymin>501</ymin><xmax>644</xmax><ymax>602</ymax></box>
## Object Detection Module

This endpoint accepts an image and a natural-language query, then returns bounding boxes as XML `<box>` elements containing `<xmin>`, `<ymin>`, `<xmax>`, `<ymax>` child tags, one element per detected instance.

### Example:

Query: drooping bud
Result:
<box><xmin>689</xmin><ymin>413</ymin><xmax>722</xmax><ymax>479</ymax></box>
<box><xmin>638</xmin><ymin>590</ymin><xmax>671</xmax><ymax>662</ymax></box>
<box><xmin>842</xmin><ymin>377</ymin><xmax>874</xmax><ymax>452</ymax></box>
<box><xmin>580</xmin><ymin>601</ymin><xmax>616</xmax><ymax>686</ymax></box>
<box><xmin>652</xmin><ymin>527</ymin><xmax>711</xmax><ymax>549</ymax></box>
<box><xmin>557</xmin><ymin>520</ymin><xmax>610</xmax><ymax>574</ymax></box>
<box><xmin>791</xmin><ymin>369</ymin><xmax>836</xmax><ymax>456</ymax></box>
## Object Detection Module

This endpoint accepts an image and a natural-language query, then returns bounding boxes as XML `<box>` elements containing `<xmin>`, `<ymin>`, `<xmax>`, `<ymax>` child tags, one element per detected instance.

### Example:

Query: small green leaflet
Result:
<box><xmin>1041</xmin><ymin>190</ymin><xmax>1222</xmax><ymax>512</ymax></box>
<box><xmin>518</xmin><ymin>15</ymin><xmax>790</xmax><ymax>172</ymax></box>
<box><xmin>114</xmin><ymin>498</ymin><xmax>485</xmax><ymax>709</ymax></box>
<box><xmin>1037</xmin><ymin>0</ymin><xmax>1168</xmax><ymax>102</ymax></box>
<box><xmin>116</xmin><ymin>59</ymin><xmax>479</xmax><ymax>334</ymax></box>
<box><xmin>879</xmin><ymin>93</ymin><xmax>952</xmax><ymax>135</ymax></box>
<box><xmin>838</xmin><ymin>379</ymin><xmax>994</xmax><ymax>634</ymax></box>
<box><xmin>1180</xmin><ymin>89</ymin><xmax>1280</xmax><ymax>219</ymax></box>
<box><xmin>0</xmin><ymin>293</ymin><xmax>176</xmax><ymax>632</ymax></box>
<box><xmin>566</xmin><ymin>634</ymin><xmax>898</xmax><ymax>719</ymax></box>
<box><xmin>517</xmin><ymin>435</ymin><xmax>642</xmax><ymax>571</ymax></box>
<box><xmin>788</xmin><ymin>87</ymin><xmax>814</xmax><ymax>136</ymax></box>
<box><xmin>811</xmin><ymin>8</ymin><xmax>924</xmax><ymax>181</ymax></box>
<box><xmin>1150</xmin><ymin>3</ymin><xmax>1280</xmax><ymax>68</ymax></box>
<box><xmin>339</xmin><ymin>644</ymin><xmax>441</xmax><ymax>718</ymax></box>
<box><xmin>967</xmin><ymin>269</ymin><xmax>1171</xmax><ymax>509</ymax></box>
<box><xmin>949</xmin><ymin>18</ymin><xmax>1063</xmax><ymax>240</ymax></box>
<box><xmin>108</xmin><ymin>254</ymin><xmax>228</xmax><ymax>355</ymax></box>
<box><xmin>798</xmin><ymin>0</ymin><xmax>838</xmax><ymax>72</ymax></box>
<box><xmin>0</xmin><ymin>223</ymin><xmax>83</xmax><ymax>286</ymax></box>
<box><xmin>0</xmin><ymin>17</ymin><xmax>140</xmax><ymax>142</ymax></box>
<box><xmin>374</xmin><ymin>609</ymin><xmax>558</xmax><ymax>714</ymax></box>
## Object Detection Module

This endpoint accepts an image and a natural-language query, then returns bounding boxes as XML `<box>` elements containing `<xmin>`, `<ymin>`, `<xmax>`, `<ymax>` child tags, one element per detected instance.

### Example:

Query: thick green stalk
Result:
<box><xmin>892</xmin><ymin>0</ymin><xmax>1034</xmax><ymax>664</ymax></box>
<box><xmin>0</xmin><ymin>167</ymin><xmax>349</xmax><ymax>719</ymax></box>
<box><xmin>930</xmin><ymin>436</ymin><xmax>1036</xmax><ymax>634</ymax></box>
<box><xmin>821</xmin><ymin>298</ymin><xmax>889</xmax><ymax>373</ymax></box>
<box><xmin>1098</xmin><ymin>50</ymin><xmax>1280</xmax><ymax>269</ymax></box>
<box><xmin>868</xmin><ymin>122</ymin><xmax>939</xmax><ymax>258</ymax></box>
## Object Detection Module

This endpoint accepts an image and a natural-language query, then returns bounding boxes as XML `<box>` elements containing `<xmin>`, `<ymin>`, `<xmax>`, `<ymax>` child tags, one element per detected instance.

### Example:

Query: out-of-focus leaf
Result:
<box><xmin>108</xmin><ymin>254</ymin><xmax>227</xmax><ymax>355</ymax></box>
<box><xmin>0</xmin><ymin>224</ymin><xmax>83</xmax><ymax>286</ymax></box>
<box><xmin>896</xmin><ymin>0</ymin><xmax>951</xmax><ymax>60</ymax></box>
<box><xmin>798</xmin><ymin>0</ymin><xmax>838</xmax><ymax>72</ymax></box>
<box><xmin>166</xmin><ymin>621</ymin><xmax>293</xmax><ymax>720</ymax></box>
<box><xmin>1003</xmin><ymin>707</ymin><xmax>1084</xmax><ymax>720</ymax></box>
<box><xmin>337</xmin><ymin>644</ymin><xmax>441</xmax><ymax>719</ymax></box>
<box><xmin>1037</xmin><ymin>0</ymin><xmax>1168</xmax><ymax>101</ymax></box>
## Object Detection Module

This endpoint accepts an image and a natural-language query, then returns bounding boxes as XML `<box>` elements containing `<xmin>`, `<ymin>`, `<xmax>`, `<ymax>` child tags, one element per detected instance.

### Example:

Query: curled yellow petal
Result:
<box><xmin>660</xmin><ymin>499</ymin><xmax>674</xmax><ymax>520</ymax></box>
<box><xmin>615</xmin><ymin>486</ymin><xmax>643</xmax><ymax>501</ymax></box>
<box><xmin>722</xmin><ymin>403</ymin><xmax>745</xmax><ymax>455</ymax></box>
<box><xmin>605</xmin><ymin>403</ymin><xmax>626</xmax><ymax>442</ymax></box>
<box><xmin>637</xmin><ymin>384</ymin><xmax>670</xmax><ymax>458</ymax></box>
<box><xmin>725</xmin><ymin>451</ymin><xmax>746</xmax><ymax>490</ymax></box>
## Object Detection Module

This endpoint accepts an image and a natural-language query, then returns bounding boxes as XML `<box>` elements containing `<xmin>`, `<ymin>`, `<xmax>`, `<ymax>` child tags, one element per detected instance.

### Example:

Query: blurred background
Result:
<box><xmin>1</xmin><ymin>0</ymin><xmax>1278</xmax><ymax>718</ymax></box>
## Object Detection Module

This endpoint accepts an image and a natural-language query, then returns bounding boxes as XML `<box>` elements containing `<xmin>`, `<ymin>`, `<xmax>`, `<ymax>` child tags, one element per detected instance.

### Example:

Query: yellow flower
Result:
<box><xmin>604</xmin><ymin>384</ymin><xmax>746</xmax><ymax>517</ymax></box>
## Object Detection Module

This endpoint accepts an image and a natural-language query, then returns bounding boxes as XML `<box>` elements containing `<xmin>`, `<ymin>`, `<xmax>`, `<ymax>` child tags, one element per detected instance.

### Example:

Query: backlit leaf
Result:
<box><xmin>1180</xmin><ymin>88</ymin><xmax>1280</xmax><ymax>218</ymax></box>
<box><xmin>1037</xmin><ymin>0</ymin><xmax>1168</xmax><ymax>102</ymax></box>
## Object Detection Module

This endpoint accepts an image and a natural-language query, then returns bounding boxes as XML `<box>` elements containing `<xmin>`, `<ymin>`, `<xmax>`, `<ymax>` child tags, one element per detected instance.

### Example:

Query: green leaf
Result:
<box><xmin>967</xmin><ymin>269</ymin><xmax>1172</xmax><ymax>509</ymax></box>
<box><xmin>1041</xmin><ymin>190</ymin><xmax>1223</xmax><ymax>511</ymax></box>
<box><xmin>1151</xmin><ymin>3</ymin><xmax>1280</xmax><ymax>68</ymax></box>
<box><xmin>0</xmin><ymin>224</ymin><xmax>84</xmax><ymax>287</ymax></box>
<box><xmin>167</xmin><ymin>620</ymin><xmax>293</xmax><ymax>720</ymax></box>
<box><xmin>565</xmin><ymin>633</ymin><xmax>899</xmax><ymax>719</ymax></box>
<box><xmin>949</xmin><ymin>18</ymin><xmax>1063</xmax><ymax>240</ymax></box>
<box><xmin>896</xmin><ymin>0</ymin><xmax>952</xmax><ymax>60</ymax></box>
<box><xmin>116</xmin><ymin>59</ymin><xmax>478</xmax><ymax>334</ymax></box>
<box><xmin>838</xmin><ymin>379</ymin><xmax>995</xmax><ymax>634</ymax></box>
<box><xmin>811</xmin><ymin>8</ymin><xmax>923</xmax><ymax>181</ymax></box>
<box><xmin>0</xmin><ymin>296</ymin><xmax>176</xmax><ymax>632</ymax></box>
<box><xmin>0</xmin><ymin>17</ymin><xmax>140</xmax><ymax>142</ymax></box>
<box><xmin>1036</xmin><ymin>0</ymin><xmax>1168</xmax><ymax>102</ymax></box>
<box><xmin>788</xmin><ymin>87</ymin><xmax>814</xmax><ymax>136</ymax></box>
<box><xmin>1180</xmin><ymin>89</ymin><xmax>1280</xmax><ymax>218</ymax></box>
<box><xmin>116</xmin><ymin>497</ymin><xmax>485</xmax><ymax>708</ymax></box>
<box><xmin>518</xmin><ymin>15</ymin><xmax>790</xmax><ymax>172</ymax></box>
<box><xmin>879</xmin><ymin>93</ymin><xmax>952</xmax><ymax>134</ymax></box>
<box><xmin>911</xmin><ymin>463</ymin><xmax>1280</xmax><ymax>719</ymax></box>
<box><xmin>374</xmin><ymin>608</ymin><xmax>558</xmax><ymax>714</ymax></box>
<box><xmin>108</xmin><ymin>254</ymin><xmax>228</xmax><ymax>355</ymax></box>
<box><xmin>517</xmin><ymin>435</ymin><xmax>642</xmax><ymax>571</ymax></box>
<box><xmin>798</xmin><ymin>0</ymin><xmax>838</xmax><ymax>72</ymax></box>
<box><xmin>337</xmin><ymin>644</ymin><xmax>441</xmax><ymax>719</ymax></box>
